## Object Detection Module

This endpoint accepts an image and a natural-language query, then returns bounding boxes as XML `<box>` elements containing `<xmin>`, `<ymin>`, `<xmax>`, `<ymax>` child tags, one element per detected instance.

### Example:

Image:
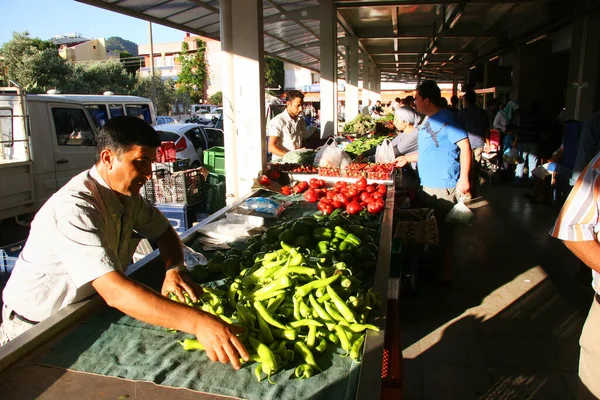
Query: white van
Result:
<box><xmin>0</xmin><ymin>87</ymin><xmax>101</xmax><ymax>221</ymax></box>
<box><xmin>53</xmin><ymin>93</ymin><xmax>156</xmax><ymax>128</ymax></box>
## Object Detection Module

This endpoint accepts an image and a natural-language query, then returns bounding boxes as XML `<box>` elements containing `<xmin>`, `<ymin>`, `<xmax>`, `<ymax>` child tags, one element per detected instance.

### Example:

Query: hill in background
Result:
<box><xmin>106</xmin><ymin>36</ymin><xmax>138</xmax><ymax>56</ymax></box>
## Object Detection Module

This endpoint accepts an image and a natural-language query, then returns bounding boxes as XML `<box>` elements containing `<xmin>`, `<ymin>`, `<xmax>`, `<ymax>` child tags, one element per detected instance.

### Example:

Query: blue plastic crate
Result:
<box><xmin>1</xmin><ymin>241</ymin><xmax>25</xmax><ymax>274</ymax></box>
<box><xmin>156</xmin><ymin>202</ymin><xmax>207</xmax><ymax>234</ymax></box>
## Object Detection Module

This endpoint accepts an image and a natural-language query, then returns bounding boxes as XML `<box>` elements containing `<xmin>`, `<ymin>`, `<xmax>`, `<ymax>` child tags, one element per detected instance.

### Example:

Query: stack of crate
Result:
<box><xmin>203</xmin><ymin>147</ymin><xmax>226</xmax><ymax>214</ymax></box>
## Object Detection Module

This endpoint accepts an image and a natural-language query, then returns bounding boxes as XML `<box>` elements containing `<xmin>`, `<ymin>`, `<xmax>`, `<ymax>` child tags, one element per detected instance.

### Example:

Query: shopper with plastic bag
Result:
<box><xmin>395</xmin><ymin>80</ymin><xmax>472</xmax><ymax>282</ymax></box>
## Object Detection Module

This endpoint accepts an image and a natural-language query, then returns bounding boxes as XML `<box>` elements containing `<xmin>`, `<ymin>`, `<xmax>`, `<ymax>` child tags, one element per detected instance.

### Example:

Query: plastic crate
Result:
<box><xmin>205</xmin><ymin>173</ymin><xmax>226</xmax><ymax>214</ymax></box>
<box><xmin>156</xmin><ymin>202</ymin><xmax>208</xmax><ymax>234</ymax></box>
<box><xmin>203</xmin><ymin>146</ymin><xmax>225</xmax><ymax>174</ymax></box>
<box><xmin>151</xmin><ymin>158</ymin><xmax>190</xmax><ymax>174</ymax></box>
<box><xmin>142</xmin><ymin>168</ymin><xmax>205</xmax><ymax>205</ymax></box>
<box><xmin>1</xmin><ymin>241</ymin><xmax>25</xmax><ymax>274</ymax></box>
<box><xmin>156</xmin><ymin>141</ymin><xmax>176</xmax><ymax>162</ymax></box>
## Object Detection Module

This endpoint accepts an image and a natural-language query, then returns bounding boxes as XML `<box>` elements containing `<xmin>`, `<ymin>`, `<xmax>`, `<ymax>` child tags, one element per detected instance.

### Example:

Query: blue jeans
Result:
<box><xmin>515</xmin><ymin>142</ymin><xmax>539</xmax><ymax>179</ymax></box>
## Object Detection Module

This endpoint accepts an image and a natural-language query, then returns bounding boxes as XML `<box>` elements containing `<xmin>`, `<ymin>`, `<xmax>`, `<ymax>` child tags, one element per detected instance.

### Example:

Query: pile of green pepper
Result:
<box><xmin>174</xmin><ymin>210</ymin><xmax>383</xmax><ymax>383</ymax></box>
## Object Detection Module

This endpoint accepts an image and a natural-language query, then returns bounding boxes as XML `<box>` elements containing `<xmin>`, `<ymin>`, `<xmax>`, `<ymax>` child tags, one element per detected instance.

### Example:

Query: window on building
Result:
<box><xmin>51</xmin><ymin>108</ymin><xmax>95</xmax><ymax>146</ymax></box>
<box><xmin>311</xmin><ymin>72</ymin><xmax>320</xmax><ymax>84</ymax></box>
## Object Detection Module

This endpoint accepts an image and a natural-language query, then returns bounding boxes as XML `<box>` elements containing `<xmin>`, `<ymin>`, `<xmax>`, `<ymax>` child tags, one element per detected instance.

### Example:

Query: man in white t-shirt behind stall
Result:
<box><xmin>267</xmin><ymin>90</ymin><xmax>314</xmax><ymax>161</ymax></box>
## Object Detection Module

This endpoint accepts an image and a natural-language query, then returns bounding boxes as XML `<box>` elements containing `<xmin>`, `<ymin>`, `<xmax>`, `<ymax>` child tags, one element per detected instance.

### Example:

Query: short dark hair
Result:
<box><xmin>395</xmin><ymin>97</ymin><xmax>401</xmax><ymax>103</ymax></box>
<box><xmin>451</xmin><ymin>95</ymin><xmax>459</xmax><ymax>106</ymax></box>
<box><xmin>464</xmin><ymin>89</ymin><xmax>477</xmax><ymax>105</ymax></box>
<box><xmin>285</xmin><ymin>90</ymin><xmax>304</xmax><ymax>103</ymax></box>
<box><xmin>97</xmin><ymin>116</ymin><xmax>160</xmax><ymax>158</ymax></box>
<box><xmin>417</xmin><ymin>80</ymin><xmax>443</xmax><ymax>107</ymax></box>
<box><xmin>401</xmin><ymin>96</ymin><xmax>413</xmax><ymax>106</ymax></box>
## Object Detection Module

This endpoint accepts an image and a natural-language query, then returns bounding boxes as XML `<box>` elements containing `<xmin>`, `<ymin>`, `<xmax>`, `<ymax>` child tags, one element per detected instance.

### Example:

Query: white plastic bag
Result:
<box><xmin>182</xmin><ymin>244</ymin><xmax>208</xmax><ymax>269</ymax></box>
<box><xmin>314</xmin><ymin>137</ymin><xmax>336</xmax><ymax>166</ymax></box>
<box><xmin>445</xmin><ymin>193</ymin><xmax>474</xmax><ymax>226</ymax></box>
<box><xmin>375</xmin><ymin>139</ymin><xmax>396</xmax><ymax>163</ymax></box>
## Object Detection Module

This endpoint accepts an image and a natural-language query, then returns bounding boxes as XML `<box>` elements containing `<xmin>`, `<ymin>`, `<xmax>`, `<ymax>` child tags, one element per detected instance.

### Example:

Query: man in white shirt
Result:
<box><xmin>267</xmin><ymin>90</ymin><xmax>313</xmax><ymax>161</ymax></box>
<box><xmin>0</xmin><ymin>116</ymin><xmax>249</xmax><ymax>369</ymax></box>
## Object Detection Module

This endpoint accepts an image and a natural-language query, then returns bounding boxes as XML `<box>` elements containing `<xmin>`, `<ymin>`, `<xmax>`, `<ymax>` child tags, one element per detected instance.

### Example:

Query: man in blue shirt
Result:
<box><xmin>396</xmin><ymin>80</ymin><xmax>471</xmax><ymax>281</ymax></box>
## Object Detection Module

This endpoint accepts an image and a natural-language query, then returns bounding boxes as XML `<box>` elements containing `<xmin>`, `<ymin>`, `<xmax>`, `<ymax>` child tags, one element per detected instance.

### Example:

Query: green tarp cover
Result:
<box><xmin>41</xmin><ymin>307</ymin><xmax>361</xmax><ymax>400</ymax></box>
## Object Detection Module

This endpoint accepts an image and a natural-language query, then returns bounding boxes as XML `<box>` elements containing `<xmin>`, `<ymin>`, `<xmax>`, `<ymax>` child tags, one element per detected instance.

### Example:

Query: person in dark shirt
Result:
<box><xmin>459</xmin><ymin>89</ymin><xmax>489</xmax><ymax>197</ymax></box>
<box><xmin>450</xmin><ymin>95</ymin><xmax>460</xmax><ymax>113</ymax></box>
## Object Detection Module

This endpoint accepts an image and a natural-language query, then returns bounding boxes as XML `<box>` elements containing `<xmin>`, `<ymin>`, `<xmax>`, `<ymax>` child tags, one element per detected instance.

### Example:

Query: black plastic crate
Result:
<box><xmin>142</xmin><ymin>168</ymin><xmax>205</xmax><ymax>205</ymax></box>
<box><xmin>156</xmin><ymin>202</ymin><xmax>208</xmax><ymax>233</ymax></box>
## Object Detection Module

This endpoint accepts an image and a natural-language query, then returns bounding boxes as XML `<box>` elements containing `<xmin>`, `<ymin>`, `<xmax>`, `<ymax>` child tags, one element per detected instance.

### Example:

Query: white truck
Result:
<box><xmin>0</xmin><ymin>87</ymin><xmax>155</xmax><ymax>222</ymax></box>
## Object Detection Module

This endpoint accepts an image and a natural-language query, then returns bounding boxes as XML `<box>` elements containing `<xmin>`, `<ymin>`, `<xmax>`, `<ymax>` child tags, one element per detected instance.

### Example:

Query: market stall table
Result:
<box><xmin>0</xmin><ymin>183</ymin><xmax>397</xmax><ymax>399</ymax></box>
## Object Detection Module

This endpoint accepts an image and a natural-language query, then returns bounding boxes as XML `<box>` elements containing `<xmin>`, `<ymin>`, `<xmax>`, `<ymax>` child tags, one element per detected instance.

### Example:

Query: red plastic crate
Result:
<box><xmin>156</xmin><ymin>141</ymin><xmax>176</xmax><ymax>162</ymax></box>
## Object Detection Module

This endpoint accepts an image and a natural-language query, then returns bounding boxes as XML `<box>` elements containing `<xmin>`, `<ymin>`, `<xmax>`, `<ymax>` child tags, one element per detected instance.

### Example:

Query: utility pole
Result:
<box><xmin>148</xmin><ymin>22</ymin><xmax>157</xmax><ymax>112</ymax></box>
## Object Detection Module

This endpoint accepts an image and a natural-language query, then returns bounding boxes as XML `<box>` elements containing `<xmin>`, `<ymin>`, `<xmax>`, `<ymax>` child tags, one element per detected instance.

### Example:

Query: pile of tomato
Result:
<box><xmin>314</xmin><ymin>177</ymin><xmax>387</xmax><ymax>215</ymax></box>
<box><xmin>346</xmin><ymin>163</ymin><xmax>395</xmax><ymax>180</ymax></box>
<box><xmin>318</xmin><ymin>167</ymin><xmax>342</xmax><ymax>177</ymax></box>
<box><xmin>289</xmin><ymin>164</ymin><xmax>318</xmax><ymax>174</ymax></box>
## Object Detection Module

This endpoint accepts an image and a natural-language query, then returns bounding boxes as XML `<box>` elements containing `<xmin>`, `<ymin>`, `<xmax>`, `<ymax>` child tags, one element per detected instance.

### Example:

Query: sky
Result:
<box><xmin>0</xmin><ymin>0</ymin><xmax>187</xmax><ymax>47</ymax></box>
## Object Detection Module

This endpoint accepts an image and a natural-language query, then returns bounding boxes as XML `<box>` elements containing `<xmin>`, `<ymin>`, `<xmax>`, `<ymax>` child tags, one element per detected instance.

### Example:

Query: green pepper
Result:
<box><xmin>355</xmin><ymin>247</ymin><xmax>376</xmax><ymax>262</ymax></box>
<box><xmin>334</xmin><ymin>325</ymin><xmax>352</xmax><ymax>352</ymax></box>
<box><xmin>212</xmin><ymin>251</ymin><xmax>226</xmax><ymax>262</ymax></box>
<box><xmin>251</xmin><ymin>276</ymin><xmax>293</xmax><ymax>297</ymax></box>
<box><xmin>289</xmin><ymin>319</ymin><xmax>323</xmax><ymax>328</ymax></box>
<box><xmin>262</xmin><ymin>227</ymin><xmax>280</xmax><ymax>244</ymax></box>
<box><xmin>347</xmin><ymin>323</ymin><xmax>379</xmax><ymax>333</ymax></box>
<box><xmin>205</xmin><ymin>259</ymin><xmax>222</xmax><ymax>273</ymax></box>
<box><xmin>298</xmin><ymin>297</ymin><xmax>311</xmax><ymax>318</ymax></box>
<box><xmin>253</xmin><ymin>300</ymin><xmax>287</xmax><ymax>330</ymax></box>
<box><xmin>255</xmin><ymin>364</ymin><xmax>264</xmax><ymax>382</ymax></box>
<box><xmin>340</xmin><ymin>277</ymin><xmax>353</xmax><ymax>289</ymax></box>
<box><xmin>292</xmin><ymin>296</ymin><xmax>301</xmax><ymax>321</ymax></box>
<box><xmin>249</xmin><ymin>336</ymin><xmax>277</xmax><ymax>383</ymax></box>
<box><xmin>338</xmin><ymin>240</ymin><xmax>355</xmax><ymax>253</ymax></box>
<box><xmin>294</xmin><ymin>235</ymin><xmax>312</xmax><ymax>248</ymax></box>
<box><xmin>313</xmin><ymin>227</ymin><xmax>333</xmax><ymax>241</ymax></box>
<box><xmin>324</xmin><ymin>301</ymin><xmax>345</xmax><ymax>323</ymax></box>
<box><xmin>315</xmin><ymin>337</ymin><xmax>327</xmax><ymax>354</ymax></box>
<box><xmin>266</xmin><ymin>292</ymin><xmax>286</xmax><ymax>313</ymax></box>
<box><xmin>295</xmin><ymin>274</ymin><xmax>340</xmax><ymax>297</ymax></box>
<box><xmin>292</xmin><ymin>221</ymin><xmax>312</xmax><ymax>237</ymax></box>
<box><xmin>316</xmin><ymin>293</ymin><xmax>331</xmax><ymax>304</ymax></box>
<box><xmin>272</xmin><ymin>266</ymin><xmax>315</xmax><ymax>280</ymax></box>
<box><xmin>222</xmin><ymin>257</ymin><xmax>240</xmax><ymax>278</ymax></box>
<box><xmin>294</xmin><ymin>341</ymin><xmax>322</xmax><ymax>372</ymax></box>
<box><xmin>315</xmin><ymin>286</ymin><xmax>326</xmax><ymax>298</ymax></box>
<box><xmin>251</xmin><ymin>289</ymin><xmax>287</xmax><ymax>302</ymax></box>
<box><xmin>190</xmin><ymin>266</ymin><xmax>211</xmax><ymax>283</ymax></box>
<box><xmin>257</xmin><ymin>312</ymin><xmax>274</xmax><ymax>344</ymax></box>
<box><xmin>278</xmin><ymin>229</ymin><xmax>296</xmax><ymax>245</ymax></box>
<box><xmin>272</xmin><ymin>328</ymin><xmax>297</xmax><ymax>341</ymax></box>
<box><xmin>343</xmin><ymin>233</ymin><xmax>362</xmax><ymax>247</ymax></box>
<box><xmin>317</xmin><ymin>240</ymin><xmax>330</xmax><ymax>255</ymax></box>
<box><xmin>350</xmin><ymin>334</ymin><xmax>366</xmax><ymax>362</ymax></box>
<box><xmin>326</xmin><ymin>285</ymin><xmax>356</xmax><ymax>323</ymax></box>
<box><xmin>308</xmin><ymin>294</ymin><xmax>335</xmax><ymax>330</ymax></box>
<box><xmin>178</xmin><ymin>338</ymin><xmax>204</xmax><ymax>351</ymax></box>
<box><xmin>294</xmin><ymin>364</ymin><xmax>314</xmax><ymax>379</ymax></box>
<box><xmin>306</xmin><ymin>324</ymin><xmax>317</xmax><ymax>348</ymax></box>
<box><xmin>228</xmin><ymin>279</ymin><xmax>241</xmax><ymax>308</ymax></box>
<box><xmin>235</xmin><ymin>303</ymin><xmax>256</xmax><ymax>327</ymax></box>
<box><xmin>328</xmin><ymin>208</ymin><xmax>341</xmax><ymax>221</ymax></box>
<box><xmin>334</xmin><ymin>226</ymin><xmax>348</xmax><ymax>238</ymax></box>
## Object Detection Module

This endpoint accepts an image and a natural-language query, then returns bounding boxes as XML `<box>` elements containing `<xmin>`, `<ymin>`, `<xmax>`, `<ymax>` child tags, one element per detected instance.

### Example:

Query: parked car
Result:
<box><xmin>153</xmin><ymin>123</ymin><xmax>215</xmax><ymax>168</ymax></box>
<box><xmin>156</xmin><ymin>116</ymin><xmax>178</xmax><ymax>125</ymax></box>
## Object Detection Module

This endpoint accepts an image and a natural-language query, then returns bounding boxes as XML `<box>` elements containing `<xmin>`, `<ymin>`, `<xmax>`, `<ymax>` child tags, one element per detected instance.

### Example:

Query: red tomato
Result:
<box><xmin>323</xmin><ymin>204</ymin><xmax>335</xmax><ymax>215</ymax></box>
<box><xmin>267</xmin><ymin>170</ymin><xmax>281</xmax><ymax>181</ymax></box>
<box><xmin>378</xmin><ymin>184</ymin><xmax>388</xmax><ymax>194</ymax></box>
<box><xmin>366</xmin><ymin>185</ymin><xmax>376</xmax><ymax>193</ymax></box>
<box><xmin>326</xmin><ymin>190</ymin><xmax>336</xmax><ymax>200</ymax></box>
<box><xmin>367</xmin><ymin>201</ymin><xmax>385</xmax><ymax>214</ymax></box>
<box><xmin>372</xmin><ymin>192</ymin><xmax>384</xmax><ymax>200</ymax></box>
<box><xmin>320</xmin><ymin>197</ymin><xmax>332</xmax><ymax>205</ymax></box>
<box><xmin>360</xmin><ymin>192</ymin><xmax>372</xmax><ymax>202</ymax></box>
<box><xmin>317</xmin><ymin>179</ymin><xmax>325</xmax><ymax>188</ymax></box>
<box><xmin>259</xmin><ymin>175</ymin><xmax>271</xmax><ymax>185</ymax></box>
<box><xmin>346</xmin><ymin>188</ymin><xmax>358</xmax><ymax>197</ymax></box>
<box><xmin>332</xmin><ymin>200</ymin><xmax>344</xmax><ymax>209</ymax></box>
<box><xmin>333</xmin><ymin>193</ymin><xmax>349</xmax><ymax>206</ymax></box>
<box><xmin>304</xmin><ymin>189</ymin><xmax>318</xmax><ymax>203</ymax></box>
<box><xmin>309</xmin><ymin>178</ymin><xmax>320</xmax><ymax>189</ymax></box>
<box><xmin>346</xmin><ymin>201</ymin><xmax>364</xmax><ymax>215</ymax></box>
<box><xmin>357</xmin><ymin>177</ymin><xmax>367</xmax><ymax>189</ymax></box>
<box><xmin>280</xmin><ymin>185</ymin><xmax>292</xmax><ymax>195</ymax></box>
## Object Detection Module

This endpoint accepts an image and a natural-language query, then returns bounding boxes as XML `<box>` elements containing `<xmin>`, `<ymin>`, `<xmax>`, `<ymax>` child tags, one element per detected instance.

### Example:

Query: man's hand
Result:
<box><xmin>395</xmin><ymin>155</ymin><xmax>407</xmax><ymax>167</ymax></box>
<box><xmin>456</xmin><ymin>177</ymin><xmax>470</xmax><ymax>196</ymax></box>
<box><xmin>161</xmin><ymin>268</ymin><xmax>203</xmax><ymax>302</ymax></box>
<box><xmin>195</xmin><ymin>313</ymin><xmax>250</xmax><ymax>370</ymax></box>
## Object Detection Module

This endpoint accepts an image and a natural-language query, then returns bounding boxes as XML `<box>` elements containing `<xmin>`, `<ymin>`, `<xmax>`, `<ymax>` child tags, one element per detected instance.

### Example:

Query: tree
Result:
<box><xmin>68</xmin><ymin>60</ymin><xmax>135</xmax><ymax>94</ymax></box>
<box><xmin>105</xmin><ymin>36</ymin><xmax>138</xmax><ymax>56</ymax></box>
<box><xmin>0</xmin><ymin>32</ymin><xmax>72</xmax><ymax>92</ymax></box>
<box><xmin>177</xmin><ymin>39</ymin><xmax>207</xmax><ymax>104</ymax></box>
<box><xmin>208</xmin><ymin>91</ymin><xmax>222</xmax><ymax>105</ymax></box>
<box><xmin>265</xmin><ymin>56</ymin><xmax>284</xmax><ymax>94</ymax></box>
<box><xmin>133</xmin><ymin>72</ymin><xmax>178</xmax><ymax>115</ymax></box>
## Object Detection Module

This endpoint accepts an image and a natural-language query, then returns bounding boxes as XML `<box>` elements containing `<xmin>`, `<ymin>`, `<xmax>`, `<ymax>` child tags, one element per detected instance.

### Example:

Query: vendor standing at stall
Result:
<box><xmin>0</xmin><ymin>116</ymin><xmax>249</xmax><ymax>369</ymax></box>
<box><xmin>268</xmin><ymin>90</ymin><xmax>315</xmax><ymax>161</ymax></box>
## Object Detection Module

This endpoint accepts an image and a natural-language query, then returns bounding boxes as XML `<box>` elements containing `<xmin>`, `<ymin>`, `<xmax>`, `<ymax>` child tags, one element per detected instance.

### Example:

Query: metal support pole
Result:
<box><xmin>148</xmin><ymin>22</ymin><xmax>157</xmax><ymax>112</ymax></box>
<box><xmin>319</xmin><ymin>0</ymin><xmax>337</xmax><ymax>138</ymax></box>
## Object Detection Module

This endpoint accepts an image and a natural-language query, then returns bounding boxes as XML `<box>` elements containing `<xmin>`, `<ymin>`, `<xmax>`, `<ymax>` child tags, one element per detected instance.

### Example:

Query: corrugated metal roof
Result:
<box><xmin>76</xmin><ymin>0</ymin><xmax>579</xmax><ymax>82</ymax></box>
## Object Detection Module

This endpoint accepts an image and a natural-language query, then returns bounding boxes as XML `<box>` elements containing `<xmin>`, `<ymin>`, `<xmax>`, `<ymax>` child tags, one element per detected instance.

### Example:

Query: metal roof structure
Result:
<box><xmin>76</xmin><ymin>0</ymin><xmax>579</xmax><ymax>82</ymax></box>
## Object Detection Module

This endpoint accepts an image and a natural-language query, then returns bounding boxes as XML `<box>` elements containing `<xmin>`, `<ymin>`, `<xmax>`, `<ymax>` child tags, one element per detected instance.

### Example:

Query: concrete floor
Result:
<box><xmin>400</xmin><ymin>182</ymin><xmax>594</xmax><ymax>400</ymax></box>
